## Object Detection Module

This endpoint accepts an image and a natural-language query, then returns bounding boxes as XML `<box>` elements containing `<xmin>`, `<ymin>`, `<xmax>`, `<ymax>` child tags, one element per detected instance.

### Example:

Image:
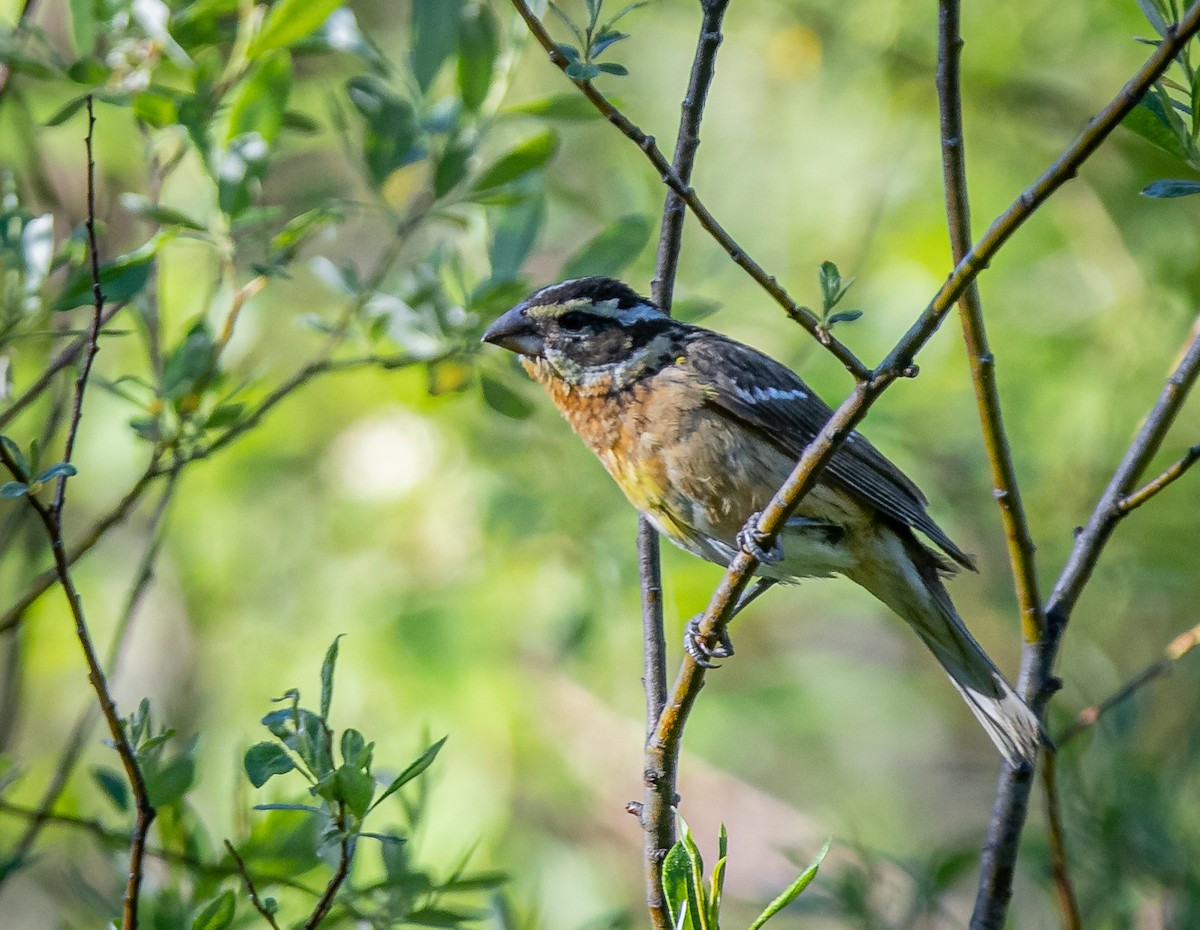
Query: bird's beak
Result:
<box><xmin>481</xmin><ymin>303</ymin><xmax>543</xmax><ymax>357</ymax></box>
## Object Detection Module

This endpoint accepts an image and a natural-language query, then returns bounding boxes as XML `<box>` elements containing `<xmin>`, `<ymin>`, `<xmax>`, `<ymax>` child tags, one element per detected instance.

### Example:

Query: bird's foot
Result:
<box><xmin>683</xmin><ymin>615</ymin><xmax>734</xmax><ymax>669</ymax></box>
<box><xmin>737</xmin><ymin>512</ymin><xmax>783</xmax><ymax>564</ymax></box>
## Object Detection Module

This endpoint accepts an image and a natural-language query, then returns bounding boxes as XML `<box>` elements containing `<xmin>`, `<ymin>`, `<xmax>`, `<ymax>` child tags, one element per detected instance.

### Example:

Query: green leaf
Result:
<box><xmin>226</xmin><ymin>51</ymin><xmax>292</xmax><ymax>147</ymax></box>
<box><xmin>709</xmin><ymin>824</ymin><xmax>727</xmax><ymax>927</ymax></box>
<box><xmin>132</xmin><ymin>89</ymin><xmax>178</xmax><ymax>129</ymax></box>
<box><xmin>370</xmin><ymin>736</ymin><xmax>447</xmax><ymax>812</ymax></box>
<box><xmin>406</xmin><ymin>907</ymin><xmax>487</xmax><ymax>928</ymax></box>
<box><xmin>244</xmin><ymin>741</ymin><xmax>296</xmax><ymax>788</ymax></box>
<box><xmin>1137</xmin><ymin>0</ymin><xmax>1171</xmax><ymax>37</ymax></box>
<box><xmin>481</xmin><ymin>373</ymin><xmax>535</xmax><ymax>419</ymax></box>
<box><xmin>335</xmin><ymin>763</ymin><xmax>375</xmax><ymax>819</ymax></box>
<box><xmin>562</xmin><ymin>213</ymin><xmax>651</xmax><ymax>278</ymax></box>
<box><xmin>341</xmin><ymin>728</ymin><xmax>368</xmax><ymax>765</ymax></box>
<box><xmin>489</xmin><ymin>190</ymin><xmax>545</xmax><ymax>281</ymax></box>
<box><xmin>320</xmin><ymin>634</ymin><xmax>343</xmax><ymax>720</ymax></box>
<box><xmin>66</xmin><ymin>58</ymin><xmax>109</xmax><ymax>85</ymax></box>
<box><xmin>565</xmin><ymin>61</ymin><xmax>601</xmax><ymax>81</ymax></box>
<box><xmin>818</xmin><ymin>260</ymin><xmax>845</xmax><ymax>312</ymax></box>
<box><xmin>204</xmin><ymin>403</ymin><xmax>244</xmax><ymax>430</ymax></box>
<box><xmin>249</xmin><ymin>0</ymin><xmax>341</xmax><ymax>57</ymax></box>
<box><xmin>191</xmin><ymin>891</ymin><xmax>236</xmax><ymax>930</ymax></box>
<box><xmin>505</xmin><ymin>94</ymin><xmax>602</xmax><ymax>121</ymax></box>
<box><xmin>53</xmin><ymin>238</ymin><xmax>160</xmax><ymax>311</ymax></box>
<box><xmin>595</xmin><ymin>62</ymin><xmax>629</xmax><ymax>76</ymax></box>
<box><xmin>826</xmin><ymin>308</ymin><xmax>863</xmax><ymax>326</ymax></box>
<box><xmin>411</xmin><ymin>0</ymin><xmax>466</xmax><ymax>91</ymax></box>
<box><xmin>458</xmin><ymin>3</ymin><xmax>499</xmax><ymax>112</ymax></box>
<box><xmin>0</xmin><ymin>438</ymin><xmax>28</xmax><ymax>480</ymax></box>
<box><xmin>0</xmin><ymin>483</ymin><xmax>29</xmax><ymax>499</ymax></box>
<box><xmin>672</xmin><ymin>298</ymin><xmax>720</xmax><ymax>323</ymax></box>
<box><xmin>434</xmin><ymin>140</ymin><xmax>473</xmax><ymax>198</ymax></box>
<box><xmin>119</xmin><ymin>194</ymin><xmax>206</xmax><ymax>232</ymax></box>
<box><xmin>1124</xmin><ymin>92</ymin><xmax>1195</xmax><ymax>163</ymax></box>
<box><xmin>661</xmin><ymin>841</ymin><xmax>691</xmax><ymax>930</ymax></box>
<box><xmin>253</xmin><ymin>802</ymin><xmax>322</xmax><ymax>813</ymax></box>
<box><xmin>590</xmin><ymin>30</ymin><xmax>628</xmax><ymax>56</ymax></box>
<box><xmin>90</xmin><ymin>765</ymin><xmax>130</xmax><ymax>812</ymax></box>
<box><xmin>163</xmin><ymin>319</ymin><xmax>217</xmax><ymax>402</ymax></box>
<box><xmin>69</xmin><ymin>0</ymin><xmax>98</xmax><ymax>55</ymax></box>
<box><xmin>746</xmin><ymin>838</ymin><xmax>831</xmax><ymax>930</ymax></box>
<box><xmin>145</xmin><ymin>751</ymin><xmax>196</xmax><ymax>808</ymax></box>
<box><xmin>346</xmin><ymin>77</ymin><xmax>424</xmax><ymax>185</ymax></box>
<box><xmin>1141</xmin><ymin>178</ymin><xmax>1200</xmax><ymax>197</ymax></box>
<box><xmin>34</xmin><ymin>462</ymin><xmax>76</xmax><ymax>483</ymax></box>
<box><xmin>44</xmin><ymin>95</ymin><xmax>89</xmax><ymax>127</ymax></box>
<box><xmin>679</xmin><ymin>816</ymin><xmax>709</xmax><ymax>930</ymax></box>
<box><xmin>473</xmin><ymin>131</ymin><xmax>559</xmax><ymax>192</ymax></box>
<box><xmin>218</xmin><ymin>132</ymin><xmax>270</xmax><ymax>217</ymax></box>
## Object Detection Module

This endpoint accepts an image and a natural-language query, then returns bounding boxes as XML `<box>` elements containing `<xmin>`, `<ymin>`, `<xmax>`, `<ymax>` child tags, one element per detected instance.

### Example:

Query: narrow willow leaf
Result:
<box><xmin>561</xmin><ymin>214</ymin><xmax>651</xmax><ymax>278</ymax></box>
<box><xmin>746</xmin><ymin>838</ymin><xmax>831</xmax><ymax>930</ymax></box>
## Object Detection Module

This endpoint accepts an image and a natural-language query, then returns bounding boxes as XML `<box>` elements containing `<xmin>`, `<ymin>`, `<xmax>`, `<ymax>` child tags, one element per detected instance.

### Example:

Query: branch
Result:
<box><xmin>52</xmin><ymin>95</ymin><xmax>107</xmax><ymax>518</ymax></box>
<box><xmin>0</xmin><ymin>301</ymin><xmax>128</xmax><ymax>433</ymax></box>
<box><xmin>302</xmin><ymin>822</ymin><xmax>353</xmax><ymax>930</ymax></box>
<box><xmin>1058</xmin><ymin>618</ymin><xmax>1200</xmax><ymax>746</ymax></box>
<box><xmin>225</xmin><ymin>840</ymin><xmax>283</xmax><ymax>930</ymax></box>
<box><xmin>973</xmin><ymin>315</ymin><xmax>1200</xmax><ymax>929</ymax></box>
<box><xmin>1040</xmin><ymin>753</ymin><xmax>1083</xmax><ymax>930</ymax></box>
<box><xmin>0</xmin><ymin>800</ymin><xmax>321</xmax><ymax>898</ymax></box>
<box><xmin>0</xmin><ymin>473</ymin><xmax>177</xmax><ymax>894</ymax></box>
<box><xmin>636</xmin><ymin>8</ymin><xmax>1200</xmax><ymax>911</ymax></box>
<box><xmin>0</xmin><ymin>441</ymin><xmax>156</xmax><ymax>930</ymax></box>
<box><xmin>507</xmin><ymin>0</ymin><xmax>871</xmax><ymax>380</ymax></box>
<box><xmin>1115</xmin><ymin>442</ymin><xmax>1200</xmax><ymax>514</ymax></box>
<box><xmin>935</xmin><ymin>0</ymin><xmax>1045</xmax><ymax>643</ymax></box>
<box><xmin>638</xmin><ymin>3</ymin><xmax>731</xmax><ymax>927</ymax></box>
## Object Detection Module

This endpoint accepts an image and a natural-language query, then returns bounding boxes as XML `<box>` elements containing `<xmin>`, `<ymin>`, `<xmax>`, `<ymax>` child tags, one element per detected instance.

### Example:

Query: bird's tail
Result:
<box><xmin>849</xmin><ymin>530</ymin><xmax>1042</xmax><ymax>768</ymax></box>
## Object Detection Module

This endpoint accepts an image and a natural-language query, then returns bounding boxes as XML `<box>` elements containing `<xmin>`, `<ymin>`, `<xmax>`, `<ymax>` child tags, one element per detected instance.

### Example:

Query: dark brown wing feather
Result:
<box><xmin>683</xmin><ymin>329</ymin><xmax>975</xmax><ymax>571</ymax></box>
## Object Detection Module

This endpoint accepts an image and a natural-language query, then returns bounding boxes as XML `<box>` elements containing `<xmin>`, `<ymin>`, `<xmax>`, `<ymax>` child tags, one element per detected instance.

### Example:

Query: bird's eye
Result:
<box><xmin>557</xmin><ymin>311</ymin><xmax>591</xmax><ymax>332</ymax></box>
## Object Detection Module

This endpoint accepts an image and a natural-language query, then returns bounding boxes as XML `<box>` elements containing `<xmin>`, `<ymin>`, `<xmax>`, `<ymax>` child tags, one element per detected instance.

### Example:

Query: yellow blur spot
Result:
<box><xmin>766</xmin><ymin>25</ymin><xmax>822</xmax><ymax>82</ymax></box>
<box><xmin>382</xmin><ymin>161</ymin><xmax>428</xmax><ymax>209</ymax></box>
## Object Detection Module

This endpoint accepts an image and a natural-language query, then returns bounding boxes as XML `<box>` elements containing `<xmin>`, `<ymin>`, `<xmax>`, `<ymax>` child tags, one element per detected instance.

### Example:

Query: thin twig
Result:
<box><xmin>0</xmin><ymin>473</ymin><xmax>178</xmax><ymax>893</ymax></box>
<box><xmin>302</xmin><ymin>812</ymin><xmax>353</xmax><ymax>930</ymax></box>
<box><xmin>508</xmin><ymin>0</ymin><xmax>870</xmax><ymax>380</ymax></box>
<box><xmin>0</xmin><ymin>443</ymin><xmax>156</xmax><ymax>930</ymax></box>
<box><xmin>973</xmin><ymin>315</ymin><xmax>1200</xmax><ymax>929</ymax></box>
<box><xmin>1115</xmin><ymin>443</ymin><xmax>1200</xmax><ymax>514</ymax></box>
<box><xmin>1057</xmin><ymin>619</ymin><xmax>1200</xmax><ymax>745</ymax></box>
<box><xmin>1040</xmin><ymin>753</ymin><xmax>1083</xmax><ymax>930</ymax></box>
<box><xmin>0</xmin><ymin>800</ymin><xmax>321</xmax><ymax>897</ymax></box>
<box><xmin>52</xmin><ymin>95</ymin><xmax>107</xmax><ymax>518</ymax></box>
<box><xmin>935</xmin><ymin>0</ymin><xmax>1046</xmax><ymax>644</ymax></box>
<box><xmin>0</xmin><ymin>302</ymin><xmax>128</xmax><ymax>432</ymax></box>
<box><xmin>225</xmin><ymin>840</ymin><xmax>283</xmax><ymax>930</ymax></box>
<box><xmin>0</xmin><ymin>466</ymin><xmax>158</xmax><ymax>634</ymax></box>
<box><xmin>638</xmin><ymin>3</ymin><xmax>731</xmax><ymax>927</ymax></box>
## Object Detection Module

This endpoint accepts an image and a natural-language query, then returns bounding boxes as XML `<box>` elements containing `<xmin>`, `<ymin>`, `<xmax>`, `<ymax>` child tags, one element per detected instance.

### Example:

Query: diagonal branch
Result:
<box><xmin>508</xmin><ymin>0</ymin><xmax>870</xmax><ymax>380</ymax></box>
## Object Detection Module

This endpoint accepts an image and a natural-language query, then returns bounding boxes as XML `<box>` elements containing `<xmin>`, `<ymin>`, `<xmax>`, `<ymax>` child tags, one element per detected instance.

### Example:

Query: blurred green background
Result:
<box><xmin>1</xmin><ymin>0</ymin><xmax>1199</xmax><ymax>927</ymax></box>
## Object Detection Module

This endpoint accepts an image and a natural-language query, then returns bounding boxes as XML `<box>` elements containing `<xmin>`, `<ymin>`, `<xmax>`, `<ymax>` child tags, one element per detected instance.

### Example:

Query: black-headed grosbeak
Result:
<box><xmin>483</xmin><ymin>276</ymin><xmax>1039</xmax><ymax>766</ymax></box>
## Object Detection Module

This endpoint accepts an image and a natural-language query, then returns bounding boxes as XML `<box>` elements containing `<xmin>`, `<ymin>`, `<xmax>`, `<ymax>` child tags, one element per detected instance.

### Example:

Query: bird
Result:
<box><xmin>482</xmin><ymin>275</ymin><xmax>1041</xmax><ymax>766</ymax></box>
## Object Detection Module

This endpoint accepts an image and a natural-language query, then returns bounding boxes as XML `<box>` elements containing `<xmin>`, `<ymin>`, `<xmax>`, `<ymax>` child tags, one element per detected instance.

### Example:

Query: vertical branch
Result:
<box><xmin>52</xmin><ymin>95</ymin><xmax>107</xmax><ymax>518</ymax></box>
<box><xmin>935</xmin><ymin>0</ymin><xmax>1046</xmax><ymax>645</ymax></box>
<box><xmin>0</xmin><ymin>98</ymin><xmax>158</xmax><ymax>929</ymax></box>
<box><xmin>1041</xmin><ymin>754</ymin><xmax>1083</xmax><ymax>930</ymax></box>
<box><xmin>972</xmin><ymin>320</ymin><xmax>1200</xmax><ymax>929</ymax></box>
<box><xmin>639</xmin><ymin>4</ymin><xmax>731</xmax><ymax>928</ymax></box>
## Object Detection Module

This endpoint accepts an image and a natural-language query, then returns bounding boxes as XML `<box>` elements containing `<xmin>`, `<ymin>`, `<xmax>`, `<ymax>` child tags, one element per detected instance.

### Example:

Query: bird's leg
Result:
<box><xmin>683</xmin><ymin>578</ymin><xmax>777</xmax><ymax>668</ymax></box>
<box><xmin>736</xmin><ymin>511</ymin><xmax>784</xmax><ymax>564</ymax></box>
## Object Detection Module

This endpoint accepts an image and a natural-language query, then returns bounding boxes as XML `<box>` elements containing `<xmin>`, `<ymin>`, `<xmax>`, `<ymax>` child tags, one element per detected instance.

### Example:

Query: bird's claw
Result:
<box><xmin>737</xmin><ymin>511</ymin><xmax>783</xmax><ymax>564</ymax></box>
<box><xmin>684</xmin><ymin>615</ymin><xmax>734</xmax><ymax>669</ymax></box>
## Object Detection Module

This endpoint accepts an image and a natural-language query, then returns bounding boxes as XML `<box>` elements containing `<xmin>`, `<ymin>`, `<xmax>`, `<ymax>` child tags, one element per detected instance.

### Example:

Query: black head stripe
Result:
<box><xmin>528</xmin><ymin>276</ymin><xmax>649</xmax><ymax>310</ymax></box>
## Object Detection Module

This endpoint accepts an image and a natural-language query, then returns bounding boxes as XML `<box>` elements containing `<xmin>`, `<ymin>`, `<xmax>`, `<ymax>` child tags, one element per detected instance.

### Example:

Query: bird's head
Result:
<box><xmin>482</xmin><ymin>277</ymin><xmax>679</xmax><ymax>387</ymax></box>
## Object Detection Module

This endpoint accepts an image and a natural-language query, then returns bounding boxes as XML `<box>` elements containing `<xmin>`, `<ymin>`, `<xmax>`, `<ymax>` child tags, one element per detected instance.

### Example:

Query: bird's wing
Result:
<box><xmin>684</xmin><ymin>330</ymin><xmax>975</xmax><ymax>571</ymax></box>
